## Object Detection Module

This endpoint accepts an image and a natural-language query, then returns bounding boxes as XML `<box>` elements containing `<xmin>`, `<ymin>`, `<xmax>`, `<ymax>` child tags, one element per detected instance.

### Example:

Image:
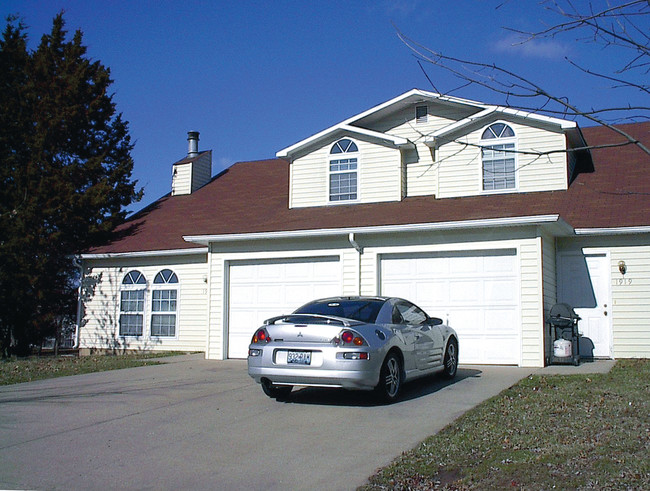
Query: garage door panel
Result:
<box><xmin>485</xmin><ymin>279</ymin><xmax>518</xmax><ymax>302</ymax></box>
<box><xmin>381</xmin><ymin>250</ymin><xmax>520</xmax><ymax>365</ymax></box>
<box><xmin>449</xmin><ymin>281</ymin><xmax>481</xmax><ymax>304</ymax></box>
<box><xmin>228</xmin><ymin>257</ymin><xmax>341</xmax><ymax>358</ymax></box>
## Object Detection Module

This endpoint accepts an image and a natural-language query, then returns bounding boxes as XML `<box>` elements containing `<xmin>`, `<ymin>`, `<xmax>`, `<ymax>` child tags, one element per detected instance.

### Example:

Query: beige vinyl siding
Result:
<box><xmin>290</xmin><ymin>139</ymin><xmax>401</xmax><ymax>208</ymax></box>
<box><xmin>80</xmin><ymin>254</ymin><xmax>208</xmax><ymax>353</ymax></box>
<box><xmin>519</xmin><ymin>238</ymin><xmax>545</xmax><ymax>367</ymax></box>
<box><xmin>171</xmin><ymin>163</ymin><xmax>192</xmax><ymax>196</ymax></box>
<box><xmin>358</xmin><ymin>142</ymin><xmax>401</xmax><ymax>202</ymax></box>
<box><xmin>191</xmin><ymin>151</ymin><xmax>212</xmax><ymax>192</ymax></box>
<box><xmin>516</xmin><ymin>125</ymin><xmax>567</xmax><ymax>192</ymax></box>
<box><xmin>542</xmin><ymin>231</ymin><xmax>557</xmax><ymax>316</ymax></box>
<box><xmin>371</xmin><ymin>104</ymin><xmax>479</xmax><ymax>199</ymax></box>
<box><xmin>437</xmin><ymin>121</ymin><xmax>568</xmax><ymax>199</ymax></box>
<box><xmin>404</xmin><ymin>141</ymin><xmax>438</xmax><ymax>198</ymax></box>
<box><xmin>341</xmin><ymin>249</ymin><xmax>361</xmax><ymax>295</ymax></box>
<box><xmin>609</xmin><ymin>244</ymin><xmax>650</xmax><ymax>358</ymax></box>
<box><xmin>207</xmin><ymin>253</ymin><xmax>224</xmax><ymax>359</ymax></box>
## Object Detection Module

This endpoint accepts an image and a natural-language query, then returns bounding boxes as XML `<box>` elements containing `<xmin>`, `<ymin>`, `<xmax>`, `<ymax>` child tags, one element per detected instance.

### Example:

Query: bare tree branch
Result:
<box><xmin>394</xmin><ymin>0</ymin><xmax>650</xmax><ymax>156</ymax></box>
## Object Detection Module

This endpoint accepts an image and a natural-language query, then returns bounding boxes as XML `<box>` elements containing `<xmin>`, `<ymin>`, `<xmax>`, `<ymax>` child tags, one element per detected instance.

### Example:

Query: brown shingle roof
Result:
<box><xmin>88</xmin><ymin>122</ymin><xmax>650</xmax><ymax>255</ymax></box>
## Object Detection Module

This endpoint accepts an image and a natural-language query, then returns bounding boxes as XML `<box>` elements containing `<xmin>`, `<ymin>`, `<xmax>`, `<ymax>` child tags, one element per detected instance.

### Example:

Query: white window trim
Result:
<box><xmin>479</xmin><ymin>121</ymin><xmax>518</xmax><ymax>194</ymax></box>
<box><xmin>119</xmin><ymin>272</ymin><xmax>147</xmax><ymax>338</ymax></box>
<box><xmin>328</xmin><ymin>138</ymin><xmax>360</xmax><ymax>204</ymax></box>
<box><xmin>150</xmin><ymin>270</ymin><xmax>180</xmax><ymax>339</ymax></box>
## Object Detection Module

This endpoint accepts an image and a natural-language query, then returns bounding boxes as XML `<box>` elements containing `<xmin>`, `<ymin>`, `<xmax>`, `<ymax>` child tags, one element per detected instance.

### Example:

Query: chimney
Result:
<box><xmin>172</xmin><ymin>130</ymin><xmax>212</xmax><ymax>196</ymax></box>
<box><xmin>187</xmin><ymin>131</ymin><xmax>200</xmax><ymax>157</ymax></box>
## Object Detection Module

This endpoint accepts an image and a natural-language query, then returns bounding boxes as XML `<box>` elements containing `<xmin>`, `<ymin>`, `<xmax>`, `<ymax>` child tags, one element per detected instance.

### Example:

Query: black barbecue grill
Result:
<box><xmin>547</xmin><ymin>303</ymin><xmax>581</xmax><ymax>366</ymax></box>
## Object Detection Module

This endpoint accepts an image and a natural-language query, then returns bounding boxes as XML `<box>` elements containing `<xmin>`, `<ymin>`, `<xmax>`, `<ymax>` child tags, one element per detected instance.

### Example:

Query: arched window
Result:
<box><xmin>119</xmin><ymin>270</ymin><xmax>146</xmax><ymax>336</ymax></box>
<box><xmin>481</xmin><ymin>123</ymin><xmax>516</xmax><ymax>191</ymax></box>
<box><xmin>151</xmin><ymin>269</ymin><xmax>179</xmax><ymax>337</ymax></box>
<box><xmin>329</xmin><ymin>138</ymin><xmax>358</xmax><ymax>201</ymax></box>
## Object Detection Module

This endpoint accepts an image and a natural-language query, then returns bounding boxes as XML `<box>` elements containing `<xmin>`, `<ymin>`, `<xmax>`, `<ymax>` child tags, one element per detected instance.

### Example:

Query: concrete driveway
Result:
<box><xmin>0</xmin><ymin>354</ymin><xmax>532</xmax><ymax>490</ymax></box>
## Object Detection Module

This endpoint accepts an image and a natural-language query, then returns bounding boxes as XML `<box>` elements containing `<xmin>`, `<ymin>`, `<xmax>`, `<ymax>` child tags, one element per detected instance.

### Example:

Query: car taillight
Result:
<box><xmin>252</xmin><ymin>328</ymin><xmax>271</xmax><ymax>344</ymax></box>
<box><xmin>339</xmin><ymin>330</ymin><xmax>366</xmax><ymax>346</ymax></box>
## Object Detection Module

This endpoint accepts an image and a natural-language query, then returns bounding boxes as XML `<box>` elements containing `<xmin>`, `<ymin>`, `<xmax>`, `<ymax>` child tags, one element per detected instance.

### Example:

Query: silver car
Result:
<box><xmin>247</xmin><ymin>296</ymin><xmax>459</xmax><ymax>402</ymax></box>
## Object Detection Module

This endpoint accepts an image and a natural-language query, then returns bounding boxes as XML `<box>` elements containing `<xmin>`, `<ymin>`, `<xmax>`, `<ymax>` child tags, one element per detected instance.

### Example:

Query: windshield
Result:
<box><xmin>294</xmin><ymin>299</ymin><xmax>385</xmax><ymax>324</ymax></box>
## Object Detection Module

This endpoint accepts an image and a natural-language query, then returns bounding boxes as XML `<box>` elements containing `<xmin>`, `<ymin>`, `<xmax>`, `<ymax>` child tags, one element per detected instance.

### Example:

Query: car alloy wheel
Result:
<box><xmin>376</xmin><ymin>353</ymin><xmax>402</xmax><ymax>403</ymax></box>
<box><xmin>443</xmin><ymin>338</ymin><xmax>458</xmax><ymax>379</ymax></box>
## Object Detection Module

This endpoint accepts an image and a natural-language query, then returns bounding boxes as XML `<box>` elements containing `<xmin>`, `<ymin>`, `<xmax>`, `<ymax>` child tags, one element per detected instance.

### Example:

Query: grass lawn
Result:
<box><xmin>362</xmin><ymin>359</ymin><xmax>650</xmax><ymax>490</ymax></box>
<box><xmin>0</xmin><ymin>352</ymin><xmax>185</xmax><ymax>385</ymax></box>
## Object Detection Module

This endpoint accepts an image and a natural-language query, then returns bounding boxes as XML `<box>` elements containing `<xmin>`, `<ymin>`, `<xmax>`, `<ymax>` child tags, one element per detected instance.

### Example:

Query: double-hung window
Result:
<box><xmin>151</xmin><ymin>269</ymin><xmax>178</xmax><ymax>337</ymax></box>
<box><xmin>119</xmin><ymin>270</ymin><xmax>146</xmax><ymax>336</ymax></box>
<box><xmin>481</xmin><ymin>123</ymin><xmax>516</xmax><ymax>191</ymax></box>
<box><xmin>329</xmin><ymin>138</ymin><xmax>358</xmax><ymax>202</ymax></box>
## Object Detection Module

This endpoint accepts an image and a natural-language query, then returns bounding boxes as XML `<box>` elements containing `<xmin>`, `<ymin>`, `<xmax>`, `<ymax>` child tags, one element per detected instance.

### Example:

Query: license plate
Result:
<box><xmin>287</xmin><ymin>351</ymin><xmax>311</xmax><ymax>365</ymax></box>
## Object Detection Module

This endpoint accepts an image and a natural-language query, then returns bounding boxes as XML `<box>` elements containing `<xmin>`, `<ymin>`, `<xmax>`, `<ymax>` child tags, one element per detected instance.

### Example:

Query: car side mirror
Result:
<box><xmin>429</xmin><ymin>317</ymin><xmax>443</xmax><ymax>326</ymax></box>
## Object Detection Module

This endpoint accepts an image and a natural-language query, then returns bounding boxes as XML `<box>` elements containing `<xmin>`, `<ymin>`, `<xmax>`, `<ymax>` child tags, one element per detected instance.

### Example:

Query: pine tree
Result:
<box><xmin>0</xmin><ymin>13</ymin><xmax>141</xmax><ymax>356</ymax></box>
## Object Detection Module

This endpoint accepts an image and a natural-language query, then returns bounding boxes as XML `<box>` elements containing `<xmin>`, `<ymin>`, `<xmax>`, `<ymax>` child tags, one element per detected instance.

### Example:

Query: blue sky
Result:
<box><xmin>2</xmin><ymin>0</ymin><xmax>642</xmax><ymax>211</ymax></box>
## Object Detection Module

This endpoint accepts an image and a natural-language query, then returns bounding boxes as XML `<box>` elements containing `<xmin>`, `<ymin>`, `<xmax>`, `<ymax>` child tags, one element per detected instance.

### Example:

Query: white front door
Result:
<box><xmin>557</xmin><ymin>253</ymin><xmax>612</xmax><ymax>358</ymax></box>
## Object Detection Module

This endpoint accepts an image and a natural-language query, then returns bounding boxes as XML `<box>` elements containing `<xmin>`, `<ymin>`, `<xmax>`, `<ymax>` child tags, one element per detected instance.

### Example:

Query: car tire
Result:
<box><xmin>261</xmin><ymin>379</ymin><xmax>292</xmax><ymax>400</ymax></box>
<box><xmin>442</xmin><ymin>338</ymin><xmax>458</xmax><ymax>379</ymax></box>
<box><xmin>375</xmin><ymin>353</ymin><xmax>402</xmax><ymax>403</ymax></box>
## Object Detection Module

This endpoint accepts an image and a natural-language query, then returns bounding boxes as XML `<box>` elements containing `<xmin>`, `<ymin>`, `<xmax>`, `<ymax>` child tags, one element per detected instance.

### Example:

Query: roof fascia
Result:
<box><xmin>575</xmin><ymin>226</ymin><xmax>650</xmax><ymax>236</ymax></box>
<box><xmin>427</xmin><ymin>106</ymin><xmax>576</xmax><ymax>145</ymax></box>
<box><xmin>184</xmin><ymin>215</ymin><xmax>573</xmax><ymax>245</ymax></box>
<box><xmin>80</xmin><ymin>247</ymin><xmax>208</xmax><ymax>260</ymax></box>
<box><xmin>276</xmin><ymin>124</ymin><xmax>411</xmax><ymax>160</ymax></box>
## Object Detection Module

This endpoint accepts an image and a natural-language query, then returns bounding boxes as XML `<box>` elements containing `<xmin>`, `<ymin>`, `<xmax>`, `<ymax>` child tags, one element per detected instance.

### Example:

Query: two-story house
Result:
<box><xmin>79</xmin><ymin>89</ymin><xmax>650</xmax><ymax>367</ymax></box>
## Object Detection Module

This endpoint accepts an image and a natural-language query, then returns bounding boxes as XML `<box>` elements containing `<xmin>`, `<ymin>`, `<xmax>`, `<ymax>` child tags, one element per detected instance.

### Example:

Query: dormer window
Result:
<box><xmin>329</xmin><ymin>138</ymin><xmax>358</xmax><ymax>201</ymax></box>
<box><xmin>481</xmin><ymin>123</ymin><xmax>516</xmax><ymax>191</ymax></box>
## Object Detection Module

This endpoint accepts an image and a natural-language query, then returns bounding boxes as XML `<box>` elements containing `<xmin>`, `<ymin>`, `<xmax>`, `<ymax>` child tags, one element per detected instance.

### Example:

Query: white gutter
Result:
<box><xmin>184</xmin><ymin>215</ymin><xmax>572</xmax><ymax>245</ymax></box>
<box><xmin>80</xmin><ymin>246</ymin><xmax>208</xmax><ymax>260</ymax></box>
<box><xmin>575</xmin><ymin>226</ymin><xmax>650</xmax><ymax>236</ymax></box>
<box><xmin>348</xmin><ymin>232</ymin><xmax>363</xmax><ymax>254</ymax></box>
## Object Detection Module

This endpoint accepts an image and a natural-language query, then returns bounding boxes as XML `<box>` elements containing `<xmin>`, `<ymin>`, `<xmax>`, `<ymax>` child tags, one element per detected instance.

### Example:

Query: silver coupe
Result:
<box><xmin>247</xmin><ymin>296</ymin><xmax>459</xmax><ymax>402</ymax></box>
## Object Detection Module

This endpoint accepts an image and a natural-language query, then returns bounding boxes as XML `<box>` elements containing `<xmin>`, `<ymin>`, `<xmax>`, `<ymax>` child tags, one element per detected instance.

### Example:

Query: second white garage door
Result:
<box><xmin>227</xmin><ymin>257</ymin><xmax>341</xmax><ymax>358</ymax></box>
<box><xmin>380</xmin><ymin>250</ymin><xmax>520</xmax><ymax>365</ymax></box>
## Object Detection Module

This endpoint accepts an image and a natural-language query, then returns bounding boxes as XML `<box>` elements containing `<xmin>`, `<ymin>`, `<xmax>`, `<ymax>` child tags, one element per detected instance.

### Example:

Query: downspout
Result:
<box><xmin>72</xmin><ymin>255</ymin><xmax>83</xmax><ymax>349</ymax></box>
<box><xmin>348</xmin><ymin>233</ymin><xmax>363</xmax><ymax>295</ymax></box>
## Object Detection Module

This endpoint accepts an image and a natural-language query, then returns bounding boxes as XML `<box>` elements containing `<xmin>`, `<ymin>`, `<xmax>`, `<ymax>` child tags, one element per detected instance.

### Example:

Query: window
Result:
<box><xmin>481</xmin><ymin>123</ymin><xmax>516</xmax><ymax>191</ymax></box>
<box><xmin>151</xmin><ymin>269</ymin><xmax>178</xmax><ymax>337</ymax></box>
<box><xmin>329</xmin><ymin>138</ymin><xmax>358</xmax><ymax>201</ymax></box>
<box><xmin>119</xmin><ymin>270</ymin><xmax>146</xmax><ymax>336</ymax></box>
<box><xmin>394</xmin><ymin>301</ymin><xmax>428</xmax><ymax>325</ymax></box>
<box><xmin>415</xmin><ymin>105</ymin><xmax>428</xmax><ymax>124</ymax></box>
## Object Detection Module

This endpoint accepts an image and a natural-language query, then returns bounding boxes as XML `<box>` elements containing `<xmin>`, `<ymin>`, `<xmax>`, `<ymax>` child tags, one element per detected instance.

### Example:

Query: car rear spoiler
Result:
<box><xmin>263</xmin><ymin>313</ymin><xmax>363</xmax><ymax>327</ymax></box>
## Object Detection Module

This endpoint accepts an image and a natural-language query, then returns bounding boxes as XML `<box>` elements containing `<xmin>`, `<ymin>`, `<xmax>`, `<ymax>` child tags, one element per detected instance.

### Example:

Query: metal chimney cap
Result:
<box><xmin>187</xmin><ymin>131</ymin><xmax>200</xmax><ymax>156</ymax></box>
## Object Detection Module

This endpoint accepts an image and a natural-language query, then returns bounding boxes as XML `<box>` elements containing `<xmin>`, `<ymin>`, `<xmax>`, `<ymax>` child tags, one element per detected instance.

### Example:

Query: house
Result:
<box><xmin>78</xmin><ymin>89</ymin><xmax>650</xmax><ymax>367</ymax></box>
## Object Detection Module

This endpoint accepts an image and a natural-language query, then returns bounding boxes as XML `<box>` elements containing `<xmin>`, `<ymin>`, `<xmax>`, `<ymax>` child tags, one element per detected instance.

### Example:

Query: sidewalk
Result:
<box><xmin>534</xmin><ymin>359</ymin><xmax>616</xmax><ymax>375</ymax></box>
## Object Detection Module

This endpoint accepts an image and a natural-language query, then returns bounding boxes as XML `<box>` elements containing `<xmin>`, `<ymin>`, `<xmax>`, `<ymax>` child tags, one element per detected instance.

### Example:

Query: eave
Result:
<box><xmin>184</xmin><ymin>215</ymin><xmax>574</xmax><ymax>245</ymax></box>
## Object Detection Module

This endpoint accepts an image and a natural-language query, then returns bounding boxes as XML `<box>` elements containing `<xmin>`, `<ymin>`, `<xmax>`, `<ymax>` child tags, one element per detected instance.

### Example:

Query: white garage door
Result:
<box><xmin>380</xmin><ymin>250</ymin><xmax>520</xmax><ymax>365</ymax></box>
<box><xmin>227</xmin><ymin>257</ymin><xmax>341</xmax><ymax>358</ymax></box>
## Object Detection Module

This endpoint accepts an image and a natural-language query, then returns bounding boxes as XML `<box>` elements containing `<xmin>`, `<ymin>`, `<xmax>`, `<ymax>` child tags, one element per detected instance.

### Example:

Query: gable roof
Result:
<box><xmin>85</xmin><ymin>121</ymin><xmax>650</xmax><ymax>256</ymax></box>
<box><xmin>277</xmin><ymin>89</ymin><xmax>577</xmax><ymax>159</ymax></box>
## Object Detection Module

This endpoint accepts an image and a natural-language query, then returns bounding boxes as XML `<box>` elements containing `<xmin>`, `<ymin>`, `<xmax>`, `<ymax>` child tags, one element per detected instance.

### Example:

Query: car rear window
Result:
<box><xmin>294</xmin><ymin>299</ymin><xmax>385</xmax><ymax>324</ymax></box>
